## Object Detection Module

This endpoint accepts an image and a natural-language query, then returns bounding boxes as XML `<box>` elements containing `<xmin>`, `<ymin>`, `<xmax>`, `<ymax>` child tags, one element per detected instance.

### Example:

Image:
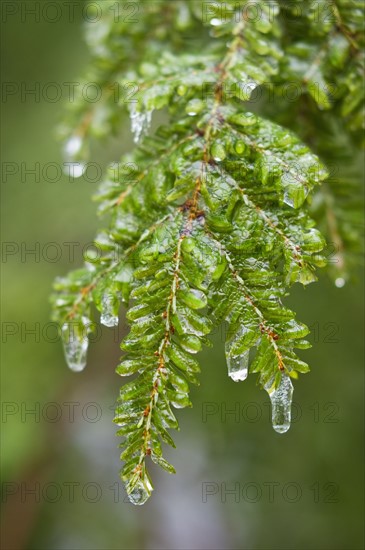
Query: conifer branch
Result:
<box><xmin>51</xmin><ymin>0</ymin><xmax>364</xmax><ymax>504</ymax></box>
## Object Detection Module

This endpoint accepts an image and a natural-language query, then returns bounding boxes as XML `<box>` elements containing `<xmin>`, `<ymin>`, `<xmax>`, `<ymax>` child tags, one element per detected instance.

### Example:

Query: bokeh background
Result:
<box><xmin>1</xmin><ymin>3</ymin><xmax>364</xmax><ymax>549</ymax></box>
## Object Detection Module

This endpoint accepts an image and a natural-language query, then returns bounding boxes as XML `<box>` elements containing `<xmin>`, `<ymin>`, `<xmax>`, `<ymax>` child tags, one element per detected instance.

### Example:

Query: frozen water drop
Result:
<box><xmin>100</xmin><ymin>293</ymin><xmax>119</xmax><ymax>328</ymax></box>
<box><xmin>63</xmin><ymin>134</ymin><xmax>86</xmax><ymax>179</ymax></box>
<box><xmin>128</xmin><ymin>478</ymin><xmax>152</xmax><ymax>506</ymax></box>
<box><xmin>211</xmin><ymin>142</ymin><xmax>226</xmax><ymax>162</ymax></box>
<box><xmin>226</xmin><ymin>347</ymin><xmax>249</xmax><ymax>382</ymax></box>
<box><xmin>177</xmin><ymin>84</ymin><xmax>187</xmax><ymax>96</ymax></box>
<box><xmin>335</xmin><ymin>277</ymin><xmax>346</xmax><ymax>288</ymax></box>
<box><xmin>265</xmin><ymin>373</ymin><xmax>293</xmax><ymax>434</ymax></box>
<box><xmin>283</xmin><ymin>189</ymin><xmax>295</xmax><ymax>208</ymax></box>
<box><xmin>246</xmin><ymin>82</ymin><xmax>257</xmax><ymax>92</ymax></box>
<box><xmin>61</xmin><ymin>321</ymin><xmax>89</xmax><ymax>372</ymax></box>
<box><xmin>128</xmin><ymin>485</ymin><xmax>147</xmax><ymax>505</ymax></box>
<box><xmin>283</xmin><ymin>181</ymin><xmax>307</xmax><ymax>209</ymax></box>
<box><xmin>235</xmin><ymin>140</ymin><xmax>246</xmax><ymax>154</ymax></box>
<box><xmin>55</xmin><ymin>298</ymin><xmax>69</xmax><ymax>307</ymax></box>
<box><xmin>63</xmin><ymin>162</ymin><xmax>86</xmax><ymax>179</ymax></box>
<box><xmin>185</xmin><ymin>98</ymin><xmax>204</xmax><ymax>116</ymax></box>
<box><xmin>238</xmin><ymin>81</ymin><xmax>258</xmax><ymax>101</ymax></box>
<box><xmin>64</xmin><ymin>135</ymin><xmax>83</xmax><ymax>158</ymax></box>
<box><xmin>210</xmin><ymin>17</ymin><xmax>223</xmax><ymax>26</ymax></box>
<box><xmin>130</xmin><ymin>103</ymin><xmax>152</xmax><ymax>143</ymax></box>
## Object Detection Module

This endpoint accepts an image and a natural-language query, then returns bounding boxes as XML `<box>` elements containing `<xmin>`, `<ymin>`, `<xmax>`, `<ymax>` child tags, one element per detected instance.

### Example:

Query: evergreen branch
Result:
<box><xmin>51</xmin><ymin>0</ymin><xmax>364</xmax><ymax>504</ymax></box>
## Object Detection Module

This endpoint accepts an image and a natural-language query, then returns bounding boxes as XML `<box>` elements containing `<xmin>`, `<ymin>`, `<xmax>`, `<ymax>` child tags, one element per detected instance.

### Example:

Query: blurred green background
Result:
<box><xmin>1</xmin><ymin>3</ymin><xmax>364</xmax><ymax>549</ymax></box>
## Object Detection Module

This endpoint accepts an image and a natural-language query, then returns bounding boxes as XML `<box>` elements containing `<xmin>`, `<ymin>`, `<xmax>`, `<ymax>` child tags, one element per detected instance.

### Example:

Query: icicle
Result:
<box><xmin>100</xmin><ymin>293</ymin><xmax>119</xmax><ymax>328</ymax></box>
<box><xmin>130</xmin><ymin>103</ymin><xmax>152</xmax><ymax>143</ymax></box>
<box><xmin>61</xmin><ymin>318</ymin><xmax>89</xmax><ymax>372</ymax></box>
<box><xmin>264</xmin><ymin>373</ymin><xmax>293</xmax><ymax>434</ymax></box>
<box><xmin>225</xmin><ymin>345</ymin><xmax>249</xmax><ymax>382</ymax></box>
<box><xmin>63</xmin><ymin>135</ymin><xmax>86</xmax><ymax>179</ymax></box>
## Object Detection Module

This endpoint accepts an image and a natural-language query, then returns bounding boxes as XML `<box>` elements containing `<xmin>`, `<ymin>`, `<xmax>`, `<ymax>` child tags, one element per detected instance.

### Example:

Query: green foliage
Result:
<box><xmin>51</xmin><ymin>0</ymin><xmax>364</xmax><ymax>504</ymax></box>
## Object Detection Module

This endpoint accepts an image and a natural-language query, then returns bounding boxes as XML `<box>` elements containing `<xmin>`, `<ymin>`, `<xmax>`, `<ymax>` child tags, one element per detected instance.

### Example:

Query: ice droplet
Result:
<box><xmin>225</xmin><ymin>345</ymin><xmax>249</xmax><ymax>382</ymax></box>
<box><xmin>130</xmin><ymin>103</ymin><xmax>152</xmax><ymax>143</ymax></box>
<box><xmin>61</xmin><ymin>320</ymin><xmax>89</xmax><ymax>372</ymax></box>
<box><xmin>283</xmin><ymin>188</ymin><xmax>295</xmax><ymax>208</ymax></box>
<box><xmin>100</xmin><ymin>293</ymin><xmax>119</xmax><ymax>328</ymax></box>
<box><xmin>335</xmin><ymin>277</ymin><xmax>346</xmax><ymax>288</ymax></box>
<box><xmin>128</xmin><ymin>478</ymin><xmax>152</xmax><ymax>506</ymax></box>
<box><xmin>235</xmin><ymin>140</ymin><xmax>246</xmax><ymax>154</ymax></box>
<box><xmin>238</xmin><ymin>81</ymin><xmax>258</xmax><ymax>101</ymax></box>
<box><xmin>247</xmin><ymin>81</ymin><xmax>258</xmax><ymax>93</ymax></box>
<box><xmin>211</xmin><ymin>142</ymin><xmax>226</xmax><ymax>162</ymax></box>
<box><xmin>210</xmin><ymin>17</ymin><xmax>223</xmax><ymax>26</ymax></box>
<box><xmin>63</xmin><ymin>135</ymin><xmax>86</xmax><ymax>179</ymax></box>
<box><xmin>265</xmin><ymin>373</ymin><xmax>293</xmax><ymax>434</ymax></box>
<box><xmin>185</xmin><ymin>98</ymin><xmax>204</xmax><ymax>116</ymax></box>
<box><xmin>283</xmin><ymin>180</ymin><xmax>307</xmax><ymax>209</ymax></box>
<box><xmin>64</xmin><ymin>135</ymin><xmax>82</xmax><ymax>158</ymax></box>
<box><xmin>63</xmin><ymin>162</ymin><xmax>86</xmax><ymax>179</ymax></box>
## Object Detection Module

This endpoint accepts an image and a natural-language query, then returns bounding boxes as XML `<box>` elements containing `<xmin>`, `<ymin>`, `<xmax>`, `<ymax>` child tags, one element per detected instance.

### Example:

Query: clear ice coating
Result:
<box><xmin>282</xmin><ymin>187</ymin><xmax>297</xmax><ymax>208</ymax></box>
<box><xmin>225</xmin><ymin>344</ymin><xmax>249</xmax><ymax>382</ymax></box>
<box><xmin>238</xmin><ymin>81</ymin><xmax>258</xmax><ymax>101</ymax></box>
<box><xmin>264</xmin><ymin>373</ymin><xmax>294</xmax><ymax>434</ymax></box>
<box><xmin>128</xmin><ymin>479</ymin><xmax>152</xmax><ymax>506</ymax></box>
<box><xmin>282</xmin><ymin>178</ymin><xmax>307</xmax><ymax>209</ymax></box>
<box><xmin>100</xmin><ymin>293</ymin><xmax>119</xmax><ymax>328</ymax></box>
<box><xmin>61</xmin><ymin>320</ymin><xmax>89</xmax><ymax>372</ymax></box>
<box><xmin>130</xmin><ymin>103</ymin><xmax>152</xmax><ymax>143</ymax></box>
